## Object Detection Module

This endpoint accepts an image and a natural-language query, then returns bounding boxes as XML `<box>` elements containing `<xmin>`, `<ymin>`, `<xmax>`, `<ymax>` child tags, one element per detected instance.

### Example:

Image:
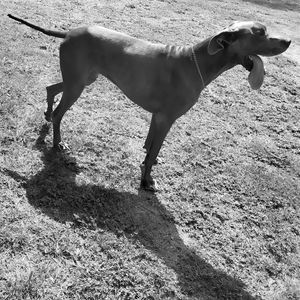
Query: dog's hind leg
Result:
<box><xmin>51</xmin><ymin>83</ymin><xmax>84</xmax><ymax>150</ymax></box>
<box><xmin>45</xmin><ymin>82</ymin><xmax>64</xmax><ymax>121</ymax></box>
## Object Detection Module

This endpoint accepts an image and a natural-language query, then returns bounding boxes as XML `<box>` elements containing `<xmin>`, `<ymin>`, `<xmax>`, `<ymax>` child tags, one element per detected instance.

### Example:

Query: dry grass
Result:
<box><xmin>1</xmin><ymin>0</ymin><xmax>299</xmax><ymax>299</ymax></box>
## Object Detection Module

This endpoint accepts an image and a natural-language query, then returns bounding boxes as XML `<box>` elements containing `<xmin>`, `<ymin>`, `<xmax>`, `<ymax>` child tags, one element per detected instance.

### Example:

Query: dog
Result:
<box><xmin>8</xmin><ymin>14</ymin><xmax>291</xmax><ymax>191</ymax></box>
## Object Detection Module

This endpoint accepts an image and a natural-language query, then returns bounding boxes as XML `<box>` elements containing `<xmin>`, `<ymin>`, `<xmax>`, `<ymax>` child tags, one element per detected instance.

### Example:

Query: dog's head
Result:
<box><xmin>207</xmin><ymin>21</ymin><xmax>291</xmax><ymax>89</ymax></box>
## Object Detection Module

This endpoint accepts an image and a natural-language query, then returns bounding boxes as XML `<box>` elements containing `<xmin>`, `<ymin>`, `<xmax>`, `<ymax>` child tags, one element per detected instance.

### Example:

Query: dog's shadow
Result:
<box><xmin>6</xmin><ymin>124</ymin><xmax>255</xmax><ymax>299</ymax></box>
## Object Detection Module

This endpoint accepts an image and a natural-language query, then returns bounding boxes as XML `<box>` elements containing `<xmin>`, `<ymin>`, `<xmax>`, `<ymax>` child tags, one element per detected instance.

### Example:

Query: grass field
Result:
<box><xmin>0</xmin><ymin>0</ymin><xmax>299</xmax><ymax>299</ymax></box>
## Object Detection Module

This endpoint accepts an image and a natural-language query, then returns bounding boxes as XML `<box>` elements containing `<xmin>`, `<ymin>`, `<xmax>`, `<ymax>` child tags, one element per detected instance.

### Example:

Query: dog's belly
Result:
<box><xmin>110</xmin><ymin>76</ymin><xmax>166</xmax><ymax>113</ymax></box>
<box><xmin>107</xmin><ymin>71</ymin><xmax>199</xmax><ymax>119</ymax></box>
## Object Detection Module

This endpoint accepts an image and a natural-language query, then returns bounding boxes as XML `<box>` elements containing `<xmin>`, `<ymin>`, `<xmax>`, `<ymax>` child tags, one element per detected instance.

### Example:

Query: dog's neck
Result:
<box><xmin>191</xmin><ymin>38</ymin><xmax>238</xmax><ymax>89</ymax></box>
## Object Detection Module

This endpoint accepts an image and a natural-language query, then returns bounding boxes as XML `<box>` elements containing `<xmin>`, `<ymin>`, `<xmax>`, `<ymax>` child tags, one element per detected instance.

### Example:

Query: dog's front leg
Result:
<box><xmin>143</xmin><ymin>114</ymin><xmax>160</xmax><ymax>165</ymax></box>
<box><xmin>140</xmin><ymin>112</ymin><xmax>173</xmax><ymax>192</ymax></box>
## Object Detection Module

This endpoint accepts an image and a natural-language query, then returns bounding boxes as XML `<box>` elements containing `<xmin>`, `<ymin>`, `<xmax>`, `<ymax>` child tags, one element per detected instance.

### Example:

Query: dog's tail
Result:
<box><xmin>8</xmin><ymin>14</ymin><xmax>67</xmax><ymax>39</ymax></box>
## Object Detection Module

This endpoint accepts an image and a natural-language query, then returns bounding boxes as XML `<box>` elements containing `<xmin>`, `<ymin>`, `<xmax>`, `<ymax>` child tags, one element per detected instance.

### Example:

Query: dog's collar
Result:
<box><xmin>191</xmin><ymin>46</ymin><xmax>205</xmax><ymax>89</ymax></box>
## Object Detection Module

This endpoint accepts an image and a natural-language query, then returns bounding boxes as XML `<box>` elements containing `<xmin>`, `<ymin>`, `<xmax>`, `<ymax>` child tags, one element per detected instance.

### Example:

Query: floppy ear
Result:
<box><xmin>207</xmin><ymin>31</ymin><xmax>238</xmax><ymax>55</ymax></box>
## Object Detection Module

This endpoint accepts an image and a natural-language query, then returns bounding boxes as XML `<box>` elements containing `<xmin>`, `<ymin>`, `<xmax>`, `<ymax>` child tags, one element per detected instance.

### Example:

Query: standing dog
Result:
<box><xmin>8</xmin><ymin>14</ymin><xmax>291</xmax><ymax>191</ymax></box>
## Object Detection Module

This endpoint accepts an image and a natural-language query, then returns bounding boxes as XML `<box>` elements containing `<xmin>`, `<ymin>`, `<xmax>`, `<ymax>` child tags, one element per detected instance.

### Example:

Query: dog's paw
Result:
<box><xmin>140</xmin><ymin>178</ymin><xmax>158</xmax><ymax>193</ymax></box>
<box><xmin>53</xmin><ymin>142</ymin><xmax>71</xmax><ymax>153</ymax></box>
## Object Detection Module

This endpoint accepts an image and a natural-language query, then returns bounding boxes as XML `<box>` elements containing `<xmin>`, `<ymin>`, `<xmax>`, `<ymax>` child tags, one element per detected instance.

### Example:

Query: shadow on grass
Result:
<box><xmin>5</xmin><ymin>124</ymin><xmax>255</xmax><ymax>299</ymax></box>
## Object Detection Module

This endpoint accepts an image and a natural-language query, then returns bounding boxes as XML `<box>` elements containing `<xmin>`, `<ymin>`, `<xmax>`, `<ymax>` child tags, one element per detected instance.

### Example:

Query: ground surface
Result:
<box><xmin>0</xmin><ymin>0</ymin><xmax>299</xmax><ymax>299</ymax></box>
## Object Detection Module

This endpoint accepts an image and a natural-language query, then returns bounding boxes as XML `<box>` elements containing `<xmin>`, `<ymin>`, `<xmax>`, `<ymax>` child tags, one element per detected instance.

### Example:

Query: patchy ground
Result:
<box><xmin>0</xmin><ymin>0</ymin><xmax>299</xmax><ymax>299</ymax></box>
